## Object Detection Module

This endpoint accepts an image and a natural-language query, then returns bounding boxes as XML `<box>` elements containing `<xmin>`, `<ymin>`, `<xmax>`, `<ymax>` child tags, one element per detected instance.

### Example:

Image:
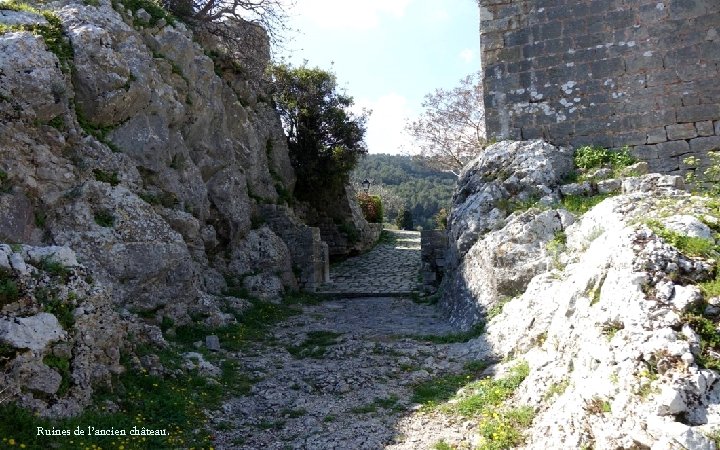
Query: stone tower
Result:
<box><xmin>479</xmin><ymin>0</ymin><xmax>720</xmax><ymax>173</ymax></box>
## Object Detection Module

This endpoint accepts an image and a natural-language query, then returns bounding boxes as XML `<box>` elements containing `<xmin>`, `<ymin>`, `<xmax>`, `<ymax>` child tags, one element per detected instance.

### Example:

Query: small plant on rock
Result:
<box><xmin>94</xmin><ymin>210</ymin><xmax>116</xmax><ymax>228</ymax></box>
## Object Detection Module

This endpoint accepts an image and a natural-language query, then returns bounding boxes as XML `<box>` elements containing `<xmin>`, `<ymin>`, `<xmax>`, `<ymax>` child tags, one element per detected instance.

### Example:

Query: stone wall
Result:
<box><xmin>259</xmin><ymin>205</ymin><xmax>329</xmax><ymax>292</ymax></box>
<box><xmin>420</xmin><ymin>230</ymin><xmax>447</xmax><ymax>294</ymax></box>
<box><xmin>480</xmin><ymin>0</ymin><xmax>720</xmax><ymax>173</ymax></box>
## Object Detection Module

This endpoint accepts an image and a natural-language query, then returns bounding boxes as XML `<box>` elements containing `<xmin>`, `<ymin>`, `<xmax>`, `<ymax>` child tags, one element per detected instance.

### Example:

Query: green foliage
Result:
<box><xmin>0</xmin><ymin>170</ymin><xmax>12</xmax><ymax>193</ymax></box>
<box><xmin>684</xmin><ymin>308</ymin><xmax>720</xmax><ymax>371</ymax></box>
<box><xmin>574</xmin><ymin>145</ymin><xmax>635</xmax><ymax>171</ymax></box>
<box><xmin>414</xmin><ymin>361</ymin><xmax>532</xmax><ymax>449</ymax></box>
<box><xmin>646</xmin><ymin>220</ymin><xmax>718</xmax><ymax>258</ymax></box>
<box><xmin>352</xmin><ymin>154</ymin><xmax>455</xmax><ymax>229</ymax></box>
<box><xmin>138</xmin><ymin>190</ymin><xmax>178</xmax><ymax>208</ymax></box>
<box><xmin>699</xmin><ymin>273</ymin><xmax>720</xmax><ymax>298</ymax></box>
<box><xmin>41</xmin><ymin>258</ymin><xmax>70</xmax><ymax>282</ymax></box>
<box><xmin>411</xmin><ymin>360</ymin><xmax>491</xmax><ymax>409</ymax></box>
<box><xmin>47</xmin><ymin>115</ymin><xmax>66</xmax><ymax>131</ymax></box>
<box><xmin>477</xmin><ymin>405</ymin><xmax>535</xmax><ymax>450</ymax></box>
<box><xmin>433</xmin><ymin>208</ymin><xmax>448</xmax><ymax>230</ymax></box>
<box><xmin>114</xmin><ymin>0</ymin><xmax>176</xmax><ymax>26</ymax></box>
<box><xmin>433</xmin><ymin>441</ymin><xmax>454</xmax><ymax>450</ymax></box>
<box><xmin>561</xmin><ymin>193</ymin><xmax>612</xmax><ymax>215</ymax></box>
<box><xmin>43</xmin><ymin>354</ymin><xmax>71</xmax><ymax>396</ymax></box>
<box><xmin>337</xmin><ymin>222</ymin><xmax>359</xmax><ymax>244</ymax></box>
<box><xmin>286</xmin><ymin>330</ymin><xmax>341</xmax><ymax>359</ymax></box>
<box><xmin>34</xmin><ymin>210</ymin><xmax>46</xmax><ymax>229</ymax></box>
<box><xmin>0</xmin><ymin>269</ymin><xmax>20</xmax><ymax>307</ymax></box>
<box><xmin>586</xmin><ymin>397</ymin><xmax>612</xmax><ymax>414</ymax></box>
<box><xmin>92</xmin><ymin>169</ymin><xmax>120</xmax><ymax>186</ymax></box>
<box><xmin>544</xmin><ymin>379</ymin><xmax>569</xmax><ymax>400</ymax></box>
<box><xmin>271</xmin><ymin>63</ymin><xmax>368</xmax><ymax>203</ymax></box>
<box><xmin>684</xmin><ymin>151</ymin><xmax>720</xmax><ymax>196</ymax></box>
<box><xmin>357</xmin><ymin>193</ymin><xmax>383</xmax><ymax>223</ymax></box>
<box><xmin>396</xmin><ymin>208</ymin><xmax>414</xmax><ymax>230</ymax></box>
<box><xmin>93</xmin><ymin>210</ymin><xmax>115</xmax><ymax>228</ymax></box>
<box><xmin>487</xmin><ymin>296</ymin><xmax>511</xmax><ymax>320</ymax></box>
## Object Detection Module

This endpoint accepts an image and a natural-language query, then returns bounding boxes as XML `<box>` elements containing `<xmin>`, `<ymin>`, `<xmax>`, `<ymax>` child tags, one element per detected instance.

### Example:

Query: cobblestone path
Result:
<box><xmin>317</xmin><ymin>229</ymin><xmax>421</xmax><ymax>296</ymax></box>
<box><xmin>212</xmin><ymin>297</ymin><xmax>483</xmax><ymax>450</ymax></box>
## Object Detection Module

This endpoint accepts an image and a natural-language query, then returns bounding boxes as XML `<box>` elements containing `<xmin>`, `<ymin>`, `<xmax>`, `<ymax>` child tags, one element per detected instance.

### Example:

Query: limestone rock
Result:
<box><xmin>662</xmin><ymin>215</ymin><xmax>715</xmax><ymax>241</ymax></box>
<box><xmin>448</xmin><ymin>140</ymin><xmax>574</xmax><ymax>259</ymax></box>
<box><xmin>0</xmin><ymin>313</ymin><xmax>66</xmax><ymax>351</ymax></box>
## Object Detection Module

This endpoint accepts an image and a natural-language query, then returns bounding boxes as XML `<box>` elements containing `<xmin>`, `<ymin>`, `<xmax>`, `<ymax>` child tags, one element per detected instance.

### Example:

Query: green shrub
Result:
<box><xmin>0</xmin><ymin>170</ymin><xmax>11</xmax><ymax>193</ymax></box>
<box><xmin>0</xmin><ymin>270</ymin><xmax>19</xmax><ymax>306</ymax></box>
<box><xmin>396</xmin><ymin>208</ymin><xmax>414</xmax><ymax>230</ymax></box>
<box><xmin>357</xmin><ymin>193</ymin><xmax>383</xmax><ymax>223</ymax></box>
<box><xmin>94</xmin><ymin>210</ymin><xmax>115</xmax><ymax>227</ymax></box>
<box><xmin>574</xmin><ymin>145</ymin><xmax>635</xmax><ymax>170</ymax></box>
<box><xmin>433</xmin><ymin>208</ymin><xmax>448</xmax><ymax>230</ymax></box>
<box><xmin>93</xmin><ymin>169</ymin><xmax>120</xmax><ymax>186</ymax></box>
<box><xmin>684</xmin><ymin>309</ymin><xmax>720</xmax><ymax>371</ymax></box>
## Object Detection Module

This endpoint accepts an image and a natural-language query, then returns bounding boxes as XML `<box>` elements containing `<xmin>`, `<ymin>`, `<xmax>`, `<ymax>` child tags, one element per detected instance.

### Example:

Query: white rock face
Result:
<box><xmin>448</xmin><ymin>169</ymin><xmax>720</xmax><ymax>449</ymax></box>
<box><xmin>0</xmin><ymin>313</ymin><xmax>66</xmax><ymax>351</ymax></box>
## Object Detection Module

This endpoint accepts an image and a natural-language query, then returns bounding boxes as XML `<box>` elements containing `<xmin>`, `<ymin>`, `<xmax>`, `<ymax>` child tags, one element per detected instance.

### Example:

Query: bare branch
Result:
<box><xmin>405</xmin><ymin>72</ymin><xmax>487</xmax><ymax>176</ymax></box>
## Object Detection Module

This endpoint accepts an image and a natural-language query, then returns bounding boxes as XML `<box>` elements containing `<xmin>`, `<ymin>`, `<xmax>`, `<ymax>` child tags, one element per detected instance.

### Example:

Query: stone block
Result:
<box><xmin>715</xmin><ymin>120</ymin><xmax>720</xmax><ymax>135</ymax></box>
<box><xmin>689</xmin><ymin>136</ymin><xmax>720</xmax><ymax>153</ymax></box>
<box><xmin>666</xmin><ymin>123</ymin><xmax>698</xmax><ymax>140</ymax></box>
<box><xmin>696</xmin><ymin>121</ymin><xmax>715</xmax><ymax>136</ymax></box>
<box><xmin>677</xmin><ymin>105</ymin><xmax>720</xmax><ymax>123</ymax></box>
<box><xmin>646</xmin><ymin>127</ymin><xmax>668</xmax><ymax>144</ymax></box>
<box><xmin>656</xmin><ymin>140</ymin><xmax>690</xmax><ymax>158</ymax></box>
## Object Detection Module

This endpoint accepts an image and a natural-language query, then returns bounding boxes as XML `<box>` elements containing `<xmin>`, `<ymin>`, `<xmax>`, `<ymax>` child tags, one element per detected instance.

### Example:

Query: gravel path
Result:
<box><xmin>211</xmin><ymin>296</ymin><xmax>484</xmax><ymax>450</ymax></box>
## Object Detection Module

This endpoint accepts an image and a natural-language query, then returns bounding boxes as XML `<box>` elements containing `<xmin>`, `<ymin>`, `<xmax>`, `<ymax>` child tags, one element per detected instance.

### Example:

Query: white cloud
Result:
<box><xmin>459</xmin><ymin>48</ymin><xmax>475</xmax><ymax>63</ymax></box>
<box><xmin>292</xmin><ymin>0</ymin><xmax>414</xmax><ymax>30</ymax></box>
<box><xmin>353</xmin><ymin>94</ymin><xmax>416</xmax><ymax>155</ymax></box>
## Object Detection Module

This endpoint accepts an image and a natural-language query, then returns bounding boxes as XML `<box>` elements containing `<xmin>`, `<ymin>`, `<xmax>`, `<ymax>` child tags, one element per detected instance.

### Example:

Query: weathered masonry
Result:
<box><xmin>480</xmin><ymin>0</ymin><xmax>720</xmax><ymax>173</ymax></box>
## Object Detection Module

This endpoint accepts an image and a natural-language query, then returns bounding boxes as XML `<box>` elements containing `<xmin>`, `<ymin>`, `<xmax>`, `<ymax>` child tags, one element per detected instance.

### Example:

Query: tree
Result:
<box><xmin>405</xmin><ymin>72</ymin><xmax>487</xmax><ymax>177</ymax></box>
<box><xmin>396</xmin><ymin>209</ymin><xmax>414</xmax><ymax>231</ymax></box>
<box><xmin>163</xmin><ymin>0</ymin><xmax>291</xmax><ymax>44</ymax></box>
<box><xmin>271</xmin><ymin>63</ymin><xmax>370</xmax><ymax>201</ymax></box>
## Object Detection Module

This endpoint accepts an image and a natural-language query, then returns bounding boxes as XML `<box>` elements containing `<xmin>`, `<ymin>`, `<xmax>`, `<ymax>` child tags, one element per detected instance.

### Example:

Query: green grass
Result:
<box><xmin>561</xmin><ymin>193</ymin><xmax>612</xmax><ymax>215</ymax></box>
<box><xmin>411</xmin><ymin>360</ymin><xmax>491</xmax><ymax>409</ymax></box>
<box><xmin>433</xmin><ymin>441</ymin><xmax>454</xmax><ymax>450</ymax></box>
<box><xmin>40</xmin><ymin>258</ymin><xmax>70</xmax><ymax>282</ymax></box>
<box><xmin>699</xmin><ymin>273</ymin><xmax>720</xmax><ymax>298</ymax></box>
<box><xmin>414</xmin><ymin>361</ymin><xmax>533</xmax><ymax>450</ymax></box>
<box><xmin>351</xmin><ymin>395</ymin><xmax>403</xmax><ymax>414</ymax></box>
<box><xmin>286</xmin><ymin>330</ymin><xmax>341</xmax><ymax>359</ymax></box>
<box><xmin>408</xmin><ymin>323</ymin><xmax>485</xmax><ymax>344</ymax></box>
<box><xmin>476</xmin><ymin>405</ymin><xmax>535</xmax><ymax>450</ymax></box>
<box><xmin>646</xmin><ymin>220</ymin><xmax>718</xmax><ymax>258</ymax></box>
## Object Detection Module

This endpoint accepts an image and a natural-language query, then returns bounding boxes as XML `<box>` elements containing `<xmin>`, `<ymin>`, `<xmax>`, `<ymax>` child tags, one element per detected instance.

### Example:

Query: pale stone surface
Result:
<box><xmin>0</xmin><ymin>313</ymin><xmax>65</xmax><ymax>351</ymax></box>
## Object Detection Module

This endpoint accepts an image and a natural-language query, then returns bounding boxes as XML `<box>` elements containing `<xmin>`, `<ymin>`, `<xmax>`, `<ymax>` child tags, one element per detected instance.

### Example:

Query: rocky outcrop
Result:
<box><xmin>0</xmin><ymin>0</ymin><xmax>340</xmax><ymax>416</ymax></box>
<box><xmin>444</xmin><ymin>140</ymin><xmax>720</xmax><ymax>448</ymax></box>
<box><xmin>0</xmin><ymin>245</ymin><xmax>125</xmax><ymax>417</ymax></box>
<box><xmin>0</xmin><ymin>0</ymin><xmax>328</xmax><ymax>318</ymax></box>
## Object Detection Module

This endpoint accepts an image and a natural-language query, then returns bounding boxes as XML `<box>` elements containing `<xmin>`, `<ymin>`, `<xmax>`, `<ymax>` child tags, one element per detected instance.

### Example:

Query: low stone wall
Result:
<box><xmin>420</xmin><ymin>230</ymin><xmax>448</xmax><ymax>294</ymax></box>
<box><xmin>259</xmin><ymin>205</ymin><xmax>329</xmax><ymax>292</ymax></box>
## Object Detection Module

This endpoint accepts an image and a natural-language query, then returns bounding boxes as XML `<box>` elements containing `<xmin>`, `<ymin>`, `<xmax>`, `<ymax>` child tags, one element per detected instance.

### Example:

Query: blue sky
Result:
<box><xmin>278</xmin><ymin>0</ymin><xmax>480</xmax><ymax>154</ymax></box>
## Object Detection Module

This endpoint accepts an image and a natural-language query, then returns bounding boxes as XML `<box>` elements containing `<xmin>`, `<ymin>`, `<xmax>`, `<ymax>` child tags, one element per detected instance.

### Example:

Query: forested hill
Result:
<box><xmin>352</xmin><ymin>154</ymin><xmax>456</xmax><ymax>230</ymax></box>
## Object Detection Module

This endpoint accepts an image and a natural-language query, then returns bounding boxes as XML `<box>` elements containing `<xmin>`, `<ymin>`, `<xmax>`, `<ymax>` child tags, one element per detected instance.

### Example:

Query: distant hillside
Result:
<box><xmin>352</xmin><ymin>154</ymin><xmax>456</xmax><ymax>230</ymax></box>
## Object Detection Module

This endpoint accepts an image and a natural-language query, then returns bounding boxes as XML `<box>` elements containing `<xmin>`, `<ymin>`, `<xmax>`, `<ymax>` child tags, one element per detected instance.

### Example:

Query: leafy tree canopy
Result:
<box><xmin>405</xmin><ymin>72</ymin><xmax>487</xmax><ymax>176</ymax></box>
<box><xmin>271</xmin><ymin>63</ymin><xmax>370</xmax><ymax>202</ymax></box>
